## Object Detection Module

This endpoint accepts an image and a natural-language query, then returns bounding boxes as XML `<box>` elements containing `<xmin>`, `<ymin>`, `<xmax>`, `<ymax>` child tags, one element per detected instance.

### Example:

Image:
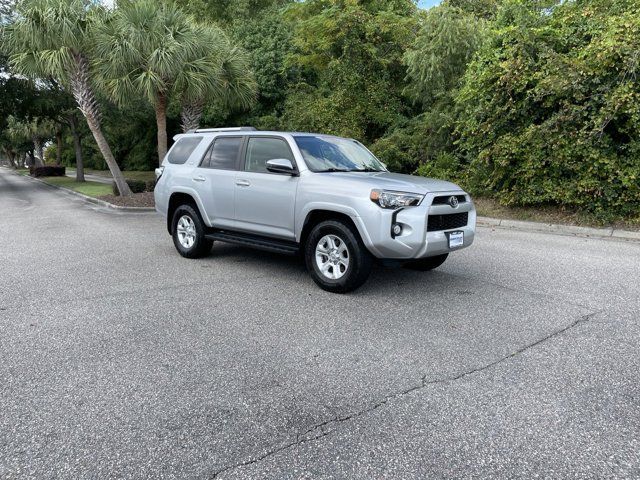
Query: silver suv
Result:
<box><xmin>154</xmin><ymin>127</ymin><xmax>476</xmax><ymax>293</ymax></box>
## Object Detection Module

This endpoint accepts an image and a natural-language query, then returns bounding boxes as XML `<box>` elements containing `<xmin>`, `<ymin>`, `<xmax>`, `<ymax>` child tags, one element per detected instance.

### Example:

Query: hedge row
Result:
<box><xmin>30</xmin><ymin>165</ymin><xmax>66</xmax><ymax>177</ymax></box>
<box><xmin>112</xmin><ymin>179</ymin><xmax>155</xmax><ymax>195</ymax></box>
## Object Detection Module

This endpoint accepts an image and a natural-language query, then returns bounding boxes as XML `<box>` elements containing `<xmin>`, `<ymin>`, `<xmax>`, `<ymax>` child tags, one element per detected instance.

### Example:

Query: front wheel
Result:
<box><xmin>171</xmin><ymin>204</ymin><xmax>213</xmax><ymax>259</ymax></box>
<box><xmin>404</xmin><ymin>253</ymin><xmax>449</xmax><ymax>271</ymax></box>
<box><xmin>305</xmin><ymin>220</ymin><xmax>373</xmax><ymax>293</ymax></box>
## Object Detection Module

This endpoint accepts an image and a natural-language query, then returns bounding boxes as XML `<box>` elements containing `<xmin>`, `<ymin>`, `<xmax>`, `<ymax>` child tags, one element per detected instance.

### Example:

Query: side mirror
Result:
<box><xmin>266</xmin><ymin>158</ymin><xmax>297</xmax><ymax>175</ymax></box>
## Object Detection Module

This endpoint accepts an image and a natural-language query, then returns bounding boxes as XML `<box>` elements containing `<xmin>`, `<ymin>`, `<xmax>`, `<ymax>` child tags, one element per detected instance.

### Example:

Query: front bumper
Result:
<box><xmin>356</xmin><ymin>191</ymin><xmax>476</xmax><ymax>260</ymax></box>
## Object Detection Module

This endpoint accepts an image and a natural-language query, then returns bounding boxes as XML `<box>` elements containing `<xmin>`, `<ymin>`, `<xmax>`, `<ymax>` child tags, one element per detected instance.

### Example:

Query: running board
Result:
<box><xmin>206</xmin><ymin>230</ymin><xmax>299</xmax><ymax>255</ymax></box>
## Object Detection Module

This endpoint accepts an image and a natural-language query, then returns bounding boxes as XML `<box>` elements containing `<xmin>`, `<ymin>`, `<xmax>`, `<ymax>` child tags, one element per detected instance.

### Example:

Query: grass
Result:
<box><xmin>69</xmin><ymin>168</ymin><xmax>156</xmax><ymax>182</ymax></box>
<box><xmin>474</xmin><ymin>197</ymin><xmax>640</xmax><ymax>231</ymax></box>
<box><xmin>39</xmin><ymin>176</ymin><xmax>113</xmax><ymax>197</ymax></box>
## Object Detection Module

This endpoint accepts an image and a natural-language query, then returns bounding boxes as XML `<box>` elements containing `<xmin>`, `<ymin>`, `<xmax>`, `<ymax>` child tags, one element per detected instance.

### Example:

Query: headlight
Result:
<box><xmin>370</xmin><ymin>189</ymin><xmax>424</xmax><ymax>209</ymax></box>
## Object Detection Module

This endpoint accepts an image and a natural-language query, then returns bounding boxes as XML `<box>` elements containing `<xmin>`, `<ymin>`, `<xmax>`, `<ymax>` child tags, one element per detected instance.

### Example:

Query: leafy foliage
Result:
<box><xmin>279</xmin><ymin>0</ymin><xmax>418</xmax><ymax>142</ymax></box>
<box><xmin>454</xmin><ymin>0</ymin><xmax>640</xmax><ymax>219</ymax></box>
<box><xmin>1</xmin><ymin>0</ymin><xmax>638</xmax><ymax>220</ymax></box>
<box><xmin>404</xmin><ymin>4</ymin><xmax>485</xmax><ymax>107</ymax></box>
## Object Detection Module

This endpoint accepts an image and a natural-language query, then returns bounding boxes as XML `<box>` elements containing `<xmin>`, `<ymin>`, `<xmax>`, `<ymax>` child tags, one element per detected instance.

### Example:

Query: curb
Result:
<box><xmin>13</xmin><ymin>171</ymin><xmax>155</xmax><ymax>213</ymax></box>
<box><xmin>477</xmin><ymin>216</ymin><xmax>639</xmax><ymax>241</ymax></box>
<box><xmin>4</xmin><ymin>167</ymin><xmax>638</xmax><ymax>240</ymax></box>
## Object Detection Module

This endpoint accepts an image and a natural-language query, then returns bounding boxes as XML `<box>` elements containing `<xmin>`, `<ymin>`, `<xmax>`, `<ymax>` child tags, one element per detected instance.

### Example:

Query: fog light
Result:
<box><xmin>392</xmin><ymin>223</ymin><xmax>402</xmax><ymax>236</ymax></box>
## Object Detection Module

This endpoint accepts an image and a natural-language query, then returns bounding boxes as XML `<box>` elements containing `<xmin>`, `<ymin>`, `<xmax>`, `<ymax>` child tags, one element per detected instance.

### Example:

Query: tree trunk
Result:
<box><xmin>3</xmin><ymin>148</ymin><xmax>17</xmax><ymax>168</ymax></box>
<box><xmin>155</xmin><ymin>92</ymin><xmax>168</xmax><ymax>165</ymax></box>
<box><xmin>33</xmin><ymin>138</ymin><xmax>44</xmax><ymax>167</ymax></box>
<box><xmin>55</xmin><ymin>129</ymin><xmax>62</xmax><ymax>166</ymax></box>
<box><xmin>69</xmin><ymin>114</ymin><xmax>85</xmax><ymax>182</ymax></box>
<box><xmin>86</xmin><ymin>116</ymin><xmax>131</xmax><ymax>195</ymax></box>
<box><xmin>69</xmin><ymin>53</ymin><xmax>132</xmax><ymax>196</ymax></box>
<box><xmin>180</xmin><ymin>98</ymin><xmax>205</xmax><ymax>133</ymax></box>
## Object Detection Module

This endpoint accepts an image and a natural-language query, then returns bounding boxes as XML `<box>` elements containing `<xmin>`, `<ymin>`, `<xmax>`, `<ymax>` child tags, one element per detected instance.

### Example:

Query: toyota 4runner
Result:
<box><xmin>154</xmin><ymin>127</ymin><xmax>476</xmax><ymax>293</ymax></box>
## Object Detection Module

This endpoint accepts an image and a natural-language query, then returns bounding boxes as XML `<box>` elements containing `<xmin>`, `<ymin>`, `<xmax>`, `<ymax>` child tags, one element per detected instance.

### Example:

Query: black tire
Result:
<box><xmin>404</xmin><ymin>253</ymin><xmax>449</xmax><ymax>271</ymax></box>
<box><xmin>305</xmin><ymin>220</ymin><xmax>373</xmax><ymax>293</ymax></box>
<box><xmin>171</xmin><ymin>204</ymin><xmax>213</xmax><ymax>259</ymax></box>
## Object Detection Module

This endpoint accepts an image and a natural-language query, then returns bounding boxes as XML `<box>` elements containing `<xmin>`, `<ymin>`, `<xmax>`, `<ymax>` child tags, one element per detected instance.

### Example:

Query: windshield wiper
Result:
<box><xmin>349</xmin><ymin>168</ymin><xmax>382</xmax><ymax>172</ymax></box>
<box><xmin>316</xmin><ymin>168</ymin><xmax>350</xmax><ymax>173</ymax></box>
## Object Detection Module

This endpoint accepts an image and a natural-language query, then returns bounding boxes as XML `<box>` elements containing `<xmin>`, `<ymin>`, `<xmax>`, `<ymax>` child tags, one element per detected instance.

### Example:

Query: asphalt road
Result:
<box><xmin>1</xmin><ymin>167</ymin><xmax>639</xmax><ymax>479</ymax></box>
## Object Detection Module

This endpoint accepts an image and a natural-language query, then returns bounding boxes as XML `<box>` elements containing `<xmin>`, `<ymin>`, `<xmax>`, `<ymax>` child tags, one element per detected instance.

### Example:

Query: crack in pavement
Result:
<box><xmin>208</xmin><ymin>310</ymin><xmax>600</xmax><ymax>479</ymax></box>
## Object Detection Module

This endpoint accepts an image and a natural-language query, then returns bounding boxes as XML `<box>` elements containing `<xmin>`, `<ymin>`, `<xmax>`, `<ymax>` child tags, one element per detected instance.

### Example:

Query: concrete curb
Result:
<box><xmin>9</xmin><ymin>169</ymin><xmax>155</xmax><ymax>213</ymax></box>
<box><xmin>4</xmin><ymin>167</ymin><xmax>638</xmax><ymax>239</ymax></box>
<box><xmin>477</xmin><ymin>216</ymin><xmax>639</xmax><ymax>241</ymax></box>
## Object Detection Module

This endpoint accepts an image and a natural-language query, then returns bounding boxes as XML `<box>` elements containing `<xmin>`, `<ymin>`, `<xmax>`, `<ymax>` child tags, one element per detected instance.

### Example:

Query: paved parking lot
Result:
<box><xmin>1</xmin><ymin>168</ymin><xmax>639</xmax><ymax>479</ymax></box>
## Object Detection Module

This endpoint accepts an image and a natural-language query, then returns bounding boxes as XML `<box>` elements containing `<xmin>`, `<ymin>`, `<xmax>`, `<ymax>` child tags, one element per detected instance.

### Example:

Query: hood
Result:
<box><xmin>318</xmin><ymin>171</ymin><xmax>462</xmax><ymax>195</ymax></box>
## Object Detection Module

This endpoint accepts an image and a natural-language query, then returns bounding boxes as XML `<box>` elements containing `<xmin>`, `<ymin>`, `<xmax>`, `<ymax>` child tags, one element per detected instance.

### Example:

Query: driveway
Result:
<box><xmin>0</xmin><ymin>167</ymin><xmax>638</xmax><ymax>479</ymax></box>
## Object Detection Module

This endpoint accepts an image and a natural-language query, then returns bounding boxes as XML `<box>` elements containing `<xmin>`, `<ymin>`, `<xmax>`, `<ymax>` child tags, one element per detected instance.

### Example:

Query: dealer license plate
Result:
<box><xmin>448</xmin><ymin>231</ymin><xmax>464</xmax><ymax>249</ymax></box>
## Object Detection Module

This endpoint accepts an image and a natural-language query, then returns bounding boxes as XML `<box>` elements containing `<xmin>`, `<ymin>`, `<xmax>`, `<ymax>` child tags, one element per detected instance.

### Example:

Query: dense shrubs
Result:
<box><xmin>451</xmin><ymin>0</ymin><xmax>640</xmax><ymax>221</ymax></box>
<box><xmin>30</xmin><ymin>165</ymin><xmax>65</xmax><ymax>177</ymax></box>
<box><xmin>372</xmin><ymin>0</ymin><xmax>640</xmax><ymax>223</ymax></box>
<box><xmin>112</xmin><ymin>179</ymin><xmax>155</xmax><ymax>195</ymax></box>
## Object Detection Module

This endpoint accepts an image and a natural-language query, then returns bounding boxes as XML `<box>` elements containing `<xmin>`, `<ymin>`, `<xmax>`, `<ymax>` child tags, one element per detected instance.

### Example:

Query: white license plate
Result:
<box><xmin>448</xmin><ymin>231</ymin><xmax>464</xmax><ymax>248</ymax></box>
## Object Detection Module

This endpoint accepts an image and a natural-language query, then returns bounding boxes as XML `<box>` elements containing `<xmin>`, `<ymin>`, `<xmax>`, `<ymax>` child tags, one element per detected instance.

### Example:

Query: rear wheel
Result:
<box><xmin>404</xmin><ymin>253</ymin><xmax>449</xmax><ymax>271</ymax></box>
<box><xmin>305</xmin><ymin>220</ymin><xmax>372</xmax><ymax>293</ymax></box>
<box><xmin>171</xmin><ymin>204</ymin><xmax>212</xmax><ymax>258</ymax></box>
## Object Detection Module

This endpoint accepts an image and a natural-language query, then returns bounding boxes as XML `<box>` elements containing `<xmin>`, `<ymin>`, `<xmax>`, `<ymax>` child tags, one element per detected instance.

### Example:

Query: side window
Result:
<box><xmin>202</xmin><ymin>136</ymin><xmax>242</xmax><ymax>170</ymax></box>
<box><xmin>245</xmin><ymin>137</ymin><xmax>294</xmax><ymax>173</ymax></box>
<box><xmin>167</xmin><ymin>136</ymin><xmax>203</xmax><ymax>165</ymax></box>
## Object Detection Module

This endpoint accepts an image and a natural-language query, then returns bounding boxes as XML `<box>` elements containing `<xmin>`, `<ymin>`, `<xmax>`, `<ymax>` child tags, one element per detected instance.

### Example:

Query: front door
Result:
<box><xmin>234</xmin><ymin>136</ymin><xmax>299</xmax><ymax>240</ymax></box>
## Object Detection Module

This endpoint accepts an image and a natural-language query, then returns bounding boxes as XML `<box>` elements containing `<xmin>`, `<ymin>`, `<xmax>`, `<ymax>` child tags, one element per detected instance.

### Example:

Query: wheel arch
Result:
<box><xmin>299</xmin><ymin>208</ymin><xmax>367</xmax><ymax>250</ymax></box>
<box><xmin>167</xmin><ymin>191</ymin><xmax>207</xmax><ymax>234</ymax></box>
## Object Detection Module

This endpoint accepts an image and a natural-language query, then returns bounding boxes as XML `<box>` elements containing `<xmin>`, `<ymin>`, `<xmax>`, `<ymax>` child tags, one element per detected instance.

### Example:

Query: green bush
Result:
<box><xmin>112</xmin><ymin>179</ymin><xmax>147</xmax><ymax>195</ymax></box>
<box><xmin>451</xmin><ymin>0</ymin><xmax>640</xmax><ymax>221</ymax></box>
<box><xmin>30</xmin><ymin>165</ymin><xmax>66</xmax><ymax>177</ymax></box>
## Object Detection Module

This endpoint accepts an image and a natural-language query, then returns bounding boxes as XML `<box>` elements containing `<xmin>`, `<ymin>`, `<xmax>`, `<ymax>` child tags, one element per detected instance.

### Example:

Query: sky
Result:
<box><xmin>418</xmin><ymin>0</ymin><xmax>442</xmax><ymax>8</ymax></box>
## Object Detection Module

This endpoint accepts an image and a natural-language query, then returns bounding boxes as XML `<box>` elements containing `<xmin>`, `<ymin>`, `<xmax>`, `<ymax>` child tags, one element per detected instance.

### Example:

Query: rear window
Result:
<box><xmin>202</xmin><ymin>136</ymin><xmax>242</xmax><ymax>170</ymax></box>
<box><xmin>167</xmin><ymin>136</ymin><xmax>203</xmax><ymax>165</ymax></box>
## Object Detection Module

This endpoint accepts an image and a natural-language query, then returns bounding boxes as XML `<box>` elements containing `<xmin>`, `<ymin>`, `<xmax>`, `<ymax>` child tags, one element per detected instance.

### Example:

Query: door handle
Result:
<box><xmin>235</xmin><ymin>179</ymin><xmax>251</xmax><ymax>187</ymax></box>
<box><xmin>192</xmin><ymin>176</ymin><xmax>206</xmax><ymax>182</ymax></box>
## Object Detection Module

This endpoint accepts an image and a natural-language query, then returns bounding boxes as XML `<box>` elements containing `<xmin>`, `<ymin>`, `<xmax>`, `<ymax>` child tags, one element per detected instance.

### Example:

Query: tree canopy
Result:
<box><xmin>0</xmin><ymin>0</ymin><xmax>638</xmax><ymax>220</ymax></box>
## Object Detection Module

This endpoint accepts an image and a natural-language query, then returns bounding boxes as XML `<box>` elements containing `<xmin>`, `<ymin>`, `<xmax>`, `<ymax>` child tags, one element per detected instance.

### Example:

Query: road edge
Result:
<box><xmin>3</xmin><ymin>167</ymin><xmax>638</xmax><ymax>238</ymax></box>
<box><xmin>477</xmin><ymin>216</ymin><xmax>639</xmax><ymax>241</ymax></box>
<box><xmin>5</xmin><ymin>168</ymin><xmax>155</xmax><ymax>213</ymax></box>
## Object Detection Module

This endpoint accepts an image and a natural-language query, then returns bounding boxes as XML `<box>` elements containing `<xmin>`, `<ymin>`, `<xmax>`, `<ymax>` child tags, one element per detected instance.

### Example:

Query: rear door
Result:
<box><xmin>192</xmin><ymin>135</ymin><xmax>243</xmax><ymax>229</ymax></box>
<box><xmin>234</xmin><ymin>136</ymin><xmax>299</xmax><ymax>239</ymax></box>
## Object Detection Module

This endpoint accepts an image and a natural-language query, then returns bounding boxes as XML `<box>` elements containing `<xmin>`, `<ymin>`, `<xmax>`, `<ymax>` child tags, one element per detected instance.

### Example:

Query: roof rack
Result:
<box><xmin>187</xmin><ymin>127</ymin><xmax>258</xmax><ymax>134</ymax></box>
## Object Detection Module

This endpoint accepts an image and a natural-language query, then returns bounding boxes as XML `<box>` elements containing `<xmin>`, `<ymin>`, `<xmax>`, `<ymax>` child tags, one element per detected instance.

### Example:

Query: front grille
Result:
<box><xmin>427</xmin><ymin>212</ymin><xmax>468</xmax><ymax>232</ymax></box>
<box><xmin>432</xmin><ymin>195</ymin><xmax>466</xmax><ymax>205</ymax></box>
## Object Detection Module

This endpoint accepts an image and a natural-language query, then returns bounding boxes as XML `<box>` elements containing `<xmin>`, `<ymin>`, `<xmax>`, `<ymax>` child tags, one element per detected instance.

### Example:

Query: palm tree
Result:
<box><xmin>177</xmin><ymin>27</ymin><xmax>257</xmax><ymax>133</ymax></box>
<box><xmin>6</xmin><ymin>116</ymin><xmax>52</xmax><ymax>167</ymax></box>
<box><xmin>94</xmin><ymin>1</ymin><xmax>256</xmax><ymax>160</ymax></box>
<box><xmin>3</xmin><ymin>0</ymin><xmax>133</xmax><ymax>195</ymax></box>
<box><xmin>4</xmin><ymin>115</ymin><xmax>30</xmax><ymax>167</ymax></box>
<box><xmin>93</xmin><ymin>0</ymin><xmax>202</xmax><ymax>164</ymax></box>
<box><xmin>26</xmin><ymin>117</ymin><xmax>54</xmax><ymax>165</ymax></box>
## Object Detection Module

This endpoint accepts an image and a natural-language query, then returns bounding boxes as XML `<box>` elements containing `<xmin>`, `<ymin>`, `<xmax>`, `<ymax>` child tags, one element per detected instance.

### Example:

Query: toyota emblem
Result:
<box><xmin>448</xmin><ymin>196</ymin><xmax>459</xmax><ymax>208</ymax></box>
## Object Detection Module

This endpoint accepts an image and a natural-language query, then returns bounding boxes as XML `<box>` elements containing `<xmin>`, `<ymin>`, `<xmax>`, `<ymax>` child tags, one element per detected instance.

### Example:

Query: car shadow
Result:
<box><xmin>205</xmin><ymin>242</ymin><xmax>468</xmax><ymax>298</ymax></box>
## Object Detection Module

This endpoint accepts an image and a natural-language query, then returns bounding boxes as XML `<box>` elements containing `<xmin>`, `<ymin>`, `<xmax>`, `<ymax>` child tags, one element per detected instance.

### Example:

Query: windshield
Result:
<box><xmin>294</xmin><ymin>136</ymin><xmax>386</xmax><ymax>173</ymax></box>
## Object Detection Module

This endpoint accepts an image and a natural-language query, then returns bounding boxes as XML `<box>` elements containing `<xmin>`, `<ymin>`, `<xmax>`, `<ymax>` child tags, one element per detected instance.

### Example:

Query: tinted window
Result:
<box><xmin>204</xmin><ymin>137</ymin><xmax>242</xmax><ymax>170</ymax></box>
<box><xmin>167</xmin><ymin>136</ymin><xmax>203</xmax><ymax>165</ymax></box>
<box><xmin>245</xmin><ymin>137</ymin><xmax>294</xmax><ymax>173</ymax></box>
